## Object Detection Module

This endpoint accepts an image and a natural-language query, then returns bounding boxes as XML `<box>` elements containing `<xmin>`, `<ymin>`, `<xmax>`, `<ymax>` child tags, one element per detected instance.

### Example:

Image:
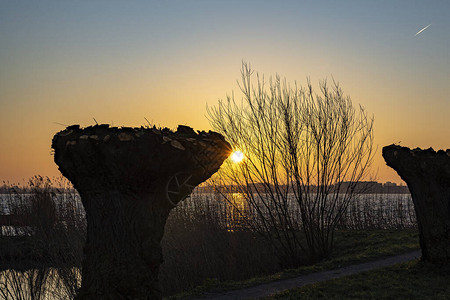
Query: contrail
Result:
<box><xmin>414</xmin><ymin>23</ymin><xmax>432</xmax><ymax>36</ymax></box>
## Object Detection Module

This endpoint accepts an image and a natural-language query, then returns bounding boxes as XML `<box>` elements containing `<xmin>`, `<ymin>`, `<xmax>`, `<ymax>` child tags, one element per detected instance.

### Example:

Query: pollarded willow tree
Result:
<box><xmin>383</xmin><ymin>145</ymin><xmax>450</xmax><ymax>265</ymax></box>
<box><xmin>52</xmin><ymin>124</ymin><xmax>230</xmax><ymax>299</ymax></box>
<box><xmin>208</xmin><ymin>63</ymin><xmax>375</xmax><ymax>265</ymax></box>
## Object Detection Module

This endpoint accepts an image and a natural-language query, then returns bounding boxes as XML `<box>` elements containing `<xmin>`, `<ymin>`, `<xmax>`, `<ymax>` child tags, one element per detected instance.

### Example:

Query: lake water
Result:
<box><xmin>173</xmin><ymin>191</ymin><xmax>416</xmax><ymax>230</ymax></box>
<box><xmin>0</xmin><ymin>191</ymin><xmax>415</xmax><ymax>235</ymax></box>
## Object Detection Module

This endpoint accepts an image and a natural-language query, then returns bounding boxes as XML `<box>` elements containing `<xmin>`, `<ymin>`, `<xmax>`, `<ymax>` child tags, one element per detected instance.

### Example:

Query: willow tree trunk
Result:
<box><xmin>382</xmin><ymin>145</ymin><xmax>450</xmax><ymax>265</ymax></box>
<box><xmin>52</xmin><ymin>124</ymin><xmax>230</xmax><ymax>299</ymax></box>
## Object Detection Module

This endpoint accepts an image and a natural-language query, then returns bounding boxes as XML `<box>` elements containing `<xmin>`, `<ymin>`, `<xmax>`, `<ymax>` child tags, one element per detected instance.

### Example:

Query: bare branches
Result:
<box><xmin>208</xmin><ymin>62</ymin><xmax>375</xmax><ymax>264</ymax></box>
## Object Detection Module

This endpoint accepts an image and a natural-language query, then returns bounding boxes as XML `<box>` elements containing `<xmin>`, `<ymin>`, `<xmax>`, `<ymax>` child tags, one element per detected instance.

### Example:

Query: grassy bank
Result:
<box><xmin>268</xmin><ymin>261</ymin><xmax>450</xmax><ymax>299</ymax></box>
<box><xmin>166</xmin><ymin>229</ymin><xmax>419</xmax><ymax>298</ymax></box>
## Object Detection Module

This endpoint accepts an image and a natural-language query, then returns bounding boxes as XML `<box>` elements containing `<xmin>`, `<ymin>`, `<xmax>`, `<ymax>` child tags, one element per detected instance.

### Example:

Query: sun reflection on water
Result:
<box><xmin>226</xmin><ymin>192</ymin><xmax>249</xmax><ymax>231</ymax></box>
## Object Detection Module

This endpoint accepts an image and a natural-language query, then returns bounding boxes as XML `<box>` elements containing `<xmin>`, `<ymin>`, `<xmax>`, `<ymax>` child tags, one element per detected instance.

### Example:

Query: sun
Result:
<box><xmin>230</xmin><ymin>150</ymin><xmax>244</xmax><ymax>163</ymax></box>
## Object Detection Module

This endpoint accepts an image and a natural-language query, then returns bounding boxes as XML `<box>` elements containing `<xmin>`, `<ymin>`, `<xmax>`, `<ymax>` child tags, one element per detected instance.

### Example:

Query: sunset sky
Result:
<box><xmin>1</xmin><ymin>1</ymin><xmax>449</xmax><ymax>184</ymax></box>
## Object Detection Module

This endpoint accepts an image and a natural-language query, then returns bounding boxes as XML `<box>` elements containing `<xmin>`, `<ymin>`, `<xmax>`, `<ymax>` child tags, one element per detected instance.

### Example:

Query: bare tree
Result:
<box><xmin>208</xmin><ymin>63</ymin><xmax>375</xmax><ymax>265</ymax></box>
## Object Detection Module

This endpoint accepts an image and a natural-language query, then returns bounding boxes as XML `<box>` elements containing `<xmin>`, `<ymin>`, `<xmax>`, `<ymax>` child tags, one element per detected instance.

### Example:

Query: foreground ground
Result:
<box><xmin>167</xmin><ymin>229</ymin><xmax>419</xmax><ymax>299</ymax></box>
<box><xmin>201</xmin><ymin>251</ymin><xmax>421</xmax><ymax>299</ymax></box>
<box><xmin>268</xmin><ymin>260</ymin><xmax>450</xmax><ymax>299</ymax></box>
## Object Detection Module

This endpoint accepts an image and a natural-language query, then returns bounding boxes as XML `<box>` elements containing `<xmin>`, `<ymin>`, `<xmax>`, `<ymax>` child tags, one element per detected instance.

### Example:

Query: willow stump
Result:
<box><xmin>382</xmin><ymin>145</ymin><xmax>450</xmax><ymax>265</ymax></box>
<box><xmin>52</xmin><ymin>124</ymin><xmax>231</xmax><ymax>299</ymax></box>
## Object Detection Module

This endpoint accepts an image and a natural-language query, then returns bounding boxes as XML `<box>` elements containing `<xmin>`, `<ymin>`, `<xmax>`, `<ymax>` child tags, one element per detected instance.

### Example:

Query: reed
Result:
<box><xmin>0</xmin><ymin>177</ymin><xmax>417</xmax><ymax>298</ymax></box>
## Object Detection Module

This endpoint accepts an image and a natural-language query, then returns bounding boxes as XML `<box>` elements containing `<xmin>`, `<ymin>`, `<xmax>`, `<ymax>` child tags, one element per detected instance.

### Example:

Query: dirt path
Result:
<box><xmin>199</xmin><ymin>250</ymin><xmax>421</xmax><ymax>299</ymax></box>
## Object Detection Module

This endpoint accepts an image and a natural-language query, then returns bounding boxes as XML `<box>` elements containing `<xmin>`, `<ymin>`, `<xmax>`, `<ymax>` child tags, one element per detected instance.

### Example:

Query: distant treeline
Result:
<box><xmin>0</xmin><ymin>185</ymin><xmax>77</xmax><ymax>194</ymax></box>
<box><xmin>198</xmin><ymin>181</ymin><xmax>410</xmax><ymax>194</ymax></box>
<box><xmin>1</xmin><ymin>181</ymin><xmax>409</xmax><ymax>195</ymax></box>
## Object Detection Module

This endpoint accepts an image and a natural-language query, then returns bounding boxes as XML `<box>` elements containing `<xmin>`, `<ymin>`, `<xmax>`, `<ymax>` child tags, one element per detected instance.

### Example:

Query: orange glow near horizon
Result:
<box><xmin>1</xmin><ymin>2</ymin><xmax>449</xmax><ymax>185</ymax></box>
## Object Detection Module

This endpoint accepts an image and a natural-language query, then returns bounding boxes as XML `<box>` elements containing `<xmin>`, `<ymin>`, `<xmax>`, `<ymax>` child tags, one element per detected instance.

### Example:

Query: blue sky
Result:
<box><xmin>1</xmin><ymin>0</ymin><xmax>449</xmax><ymax>182</ymax></box>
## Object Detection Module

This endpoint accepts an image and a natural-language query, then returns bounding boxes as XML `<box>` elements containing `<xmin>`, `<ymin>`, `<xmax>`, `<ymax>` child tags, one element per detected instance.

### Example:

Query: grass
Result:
<box><xmin>267</xmin><ymin>261</ymin><xmax>450</xmax><ymax>299</ymax></box>
<box><xmin>166</xmin><ymin>229</ymin><xmax>419</xmax><ymax>299</ymax></box>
